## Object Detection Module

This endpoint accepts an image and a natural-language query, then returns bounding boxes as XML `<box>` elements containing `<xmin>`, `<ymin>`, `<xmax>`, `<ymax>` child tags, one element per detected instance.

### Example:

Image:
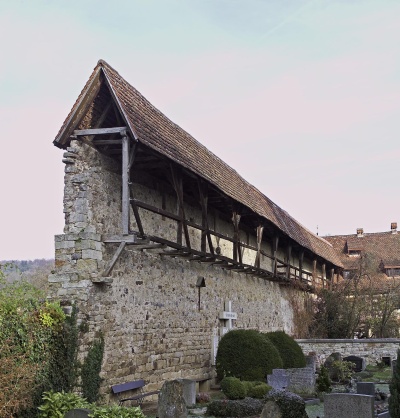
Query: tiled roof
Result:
<box><xmin>54</xmin><ymin>60</ymin><xmax>343</xmax><ymax>268</ymax></box>
<box><xmin>325</xmin><ymin>231</ymin><xmax>400</xmax><ymax>271</ymax></box>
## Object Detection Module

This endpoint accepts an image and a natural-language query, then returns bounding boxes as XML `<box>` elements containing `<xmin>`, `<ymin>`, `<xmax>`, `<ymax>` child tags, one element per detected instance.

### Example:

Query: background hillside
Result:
<box><xmin>0</xmin><ymin>259</ymin><xmax>54</xmax><ymax>291</ymax></box>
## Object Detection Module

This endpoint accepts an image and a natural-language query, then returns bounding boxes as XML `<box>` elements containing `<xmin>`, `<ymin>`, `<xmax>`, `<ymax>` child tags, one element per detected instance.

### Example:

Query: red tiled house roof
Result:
<box><xmin>325</xmin><ymin>230</ymin><xmax>400</xmax><ymax>274</ymax></box>
<box><xmin>54</xmin><ymin>60</ymin><xmax>343</xmax><ymax>268</ymax></box>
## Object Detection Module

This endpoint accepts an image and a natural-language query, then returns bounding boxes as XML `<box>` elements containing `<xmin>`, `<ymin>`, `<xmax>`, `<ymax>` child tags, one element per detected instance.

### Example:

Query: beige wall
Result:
<box><xmin>50</xmin><ymin>139</ymin><xmax>320</xmax><ymax>400</ymax></box>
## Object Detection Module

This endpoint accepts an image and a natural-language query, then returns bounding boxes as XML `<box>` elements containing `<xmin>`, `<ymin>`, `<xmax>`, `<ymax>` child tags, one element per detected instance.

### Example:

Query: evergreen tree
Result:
<box><xmin>389</xmin><ymin>349</ymin><xmax>400</xmax><ymax>417</ymax></box>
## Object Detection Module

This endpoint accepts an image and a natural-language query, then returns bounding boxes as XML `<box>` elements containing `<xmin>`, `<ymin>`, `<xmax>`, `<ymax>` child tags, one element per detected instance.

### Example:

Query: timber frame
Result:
<box><xmin>55</xmin><ymin>60</ymin><xmax>343</xmax><ymax>290</ymax></box>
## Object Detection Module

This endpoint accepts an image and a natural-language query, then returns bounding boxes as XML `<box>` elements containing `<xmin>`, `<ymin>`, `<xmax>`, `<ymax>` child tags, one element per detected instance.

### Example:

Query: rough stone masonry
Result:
<box><xmin>49</xmin><ymin>139</ymin><xmax>303</xmax><ymax>400</ymax></box>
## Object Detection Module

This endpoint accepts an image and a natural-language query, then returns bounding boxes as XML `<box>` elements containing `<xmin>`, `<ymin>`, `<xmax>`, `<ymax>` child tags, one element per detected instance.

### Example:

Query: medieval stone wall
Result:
<box><xmin>297</xmin><ymin>339</ymin><xmax>400</xmax><ymax>366</ymax></box>
<box><xmin>50</xmin><ymin>139</ymin><xmax>315</xmax><ymax>401</ymax></box>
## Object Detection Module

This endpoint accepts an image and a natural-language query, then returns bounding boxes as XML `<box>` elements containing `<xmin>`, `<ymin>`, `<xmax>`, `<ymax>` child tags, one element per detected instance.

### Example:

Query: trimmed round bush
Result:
<box><xmin>206</xmin><ymin>397</ymin><xmax>264</xmax><ymax>417</ymax></box>
<box><xmin>264</xmin><ymin>331</ymin><xmax>306</xmax><ymax>368</ymax></box>
<box><xmin>216</xmin><ymin>329</ymin><xmax>283</xmax><ymax>381</ymax></box>
<box><xmin>264</xmin><ymin>389</ymin><xmax>308</xmax><ymax>418</ymax></box>
<box><xmin>247</xmin><ymin>382</ymin><xmax>271</xmax><ymax>398</ymax></box>
<box><xmin>220</xmin><ymin>377</ymin><xmax>246</xmax><ymax>399</ymax></box>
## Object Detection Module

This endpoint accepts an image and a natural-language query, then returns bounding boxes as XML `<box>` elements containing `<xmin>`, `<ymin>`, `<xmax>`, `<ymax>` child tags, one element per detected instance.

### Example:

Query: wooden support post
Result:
<box><xmin>198</xmin><ymin>181</ymin><xmax>214</xmax><ymax>254</ymax></box>
<box><xmin>286</xmin><ymin>245</ymin><xmax>292</xmax><ymax>279</ymax></box>
<box><xmin>170</xmin><ymin>165</ymin><xmax>191</xmax><ymax>249</ymax></box>
<box><xmin>272</xmin><ymin>235</ymin><xmax>279</xmax><ymax>276</ymax></box>
<box><xmin>299</xmin><ymin>250</ymin><xmax>304</xmax><ymax>283</ymax></box>
<box><xmin>322</xmin><ymin>263</ymin><xmax>326</xmax><ymax>288</ymax></box>
<box><xmin>121</xmin><ymin>133</ymin><xmax>130</xmax><ymax>235</ymax></box>
<box><xmin>312</xmin><ymin>259</ymin><xmax>317</xmax><ymax>288</ymax></box>
<box><xmin>232</xmin><ymin>212</ymin><xmax>241</xmax><ymax>264</ymax></box>
<box><xmin>255</xmin><ymin>225</ymin><xmax>264</xmax><ymax>268</ymax></box>
<box><xmin>329</xmin><ymin>268</ymin><xmax>335</xmax><ymax>289</ymax></box>
<box><xmin>103</xmin><ymin>241</ymin><xmax>126</xmax><ymax>277</ymax></box>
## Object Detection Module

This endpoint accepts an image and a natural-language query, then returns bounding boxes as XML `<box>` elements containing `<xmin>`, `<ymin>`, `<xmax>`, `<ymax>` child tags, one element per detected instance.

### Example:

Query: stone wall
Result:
<box><xmin>297</xmin><ymin>339</ymin><xmax>400</xmax><ymax>366</ymax></box>
<box><xmin>50</xmin><ymin>139</ymin><xmax>315</xmax><ymax>401</ymax></box>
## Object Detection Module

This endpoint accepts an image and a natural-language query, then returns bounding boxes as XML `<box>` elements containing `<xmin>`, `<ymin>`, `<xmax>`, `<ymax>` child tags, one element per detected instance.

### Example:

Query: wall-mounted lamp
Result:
<box><xmin>196</xmin><ymin>276</ymin><xmax>206</xmax><ymax>311</ymax></box>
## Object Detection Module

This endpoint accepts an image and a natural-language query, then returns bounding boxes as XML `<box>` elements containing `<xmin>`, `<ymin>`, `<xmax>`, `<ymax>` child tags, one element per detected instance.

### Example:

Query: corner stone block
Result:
<box><xmin>82</xmin><ymin>249</ymin><xmax>102</xmax><ymax>260</ymax></box>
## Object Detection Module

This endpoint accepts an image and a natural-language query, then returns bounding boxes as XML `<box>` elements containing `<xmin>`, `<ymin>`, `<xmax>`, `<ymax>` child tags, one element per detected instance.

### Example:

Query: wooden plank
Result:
<box><xmin>286</xmin><ymin>245</ymin><xmax>292</xmax><ymax>279</ymax></box>
<box><xmin>170</xmin><ymin>165</ymin><xmax>191</xmax><ymax>249</ymax></box>
<box><xmin>272</xmin><ymin>235</ymin><xmax>279</xmax><ymax>276</ymax></box>
<box><xmin>232</xmin><ymin>212</ymin><xmax>241</xmax><ymax>263</ymax></box>
<box><xmin>74</xmin><ymin>127</ymin><xmax>127</xmax><ymax>136</ymax></box>
<box><xmin>299</xmin><ymin>250</ymin><xmax>304</xmax><ymax>282</ymax></box>
<box><xmin>103</xmin><ymin>241</ymin><xmax>126</xmax><ymax>277</ymax></box>
<box><xmin>86</xmin><ymin>100</ymin><xmax>114</xmax><ymax>141</ymax></box>
<box><xmin>92</xmin><ymin>139</ymin><xmax>123</xmax><ymax>145</ymax></box>
<box><xmin>254</xmin><ymin>225</ymin><xmax>264</xmax><ymax>268</ymax></box>
<box><xmin>102</xmin><ymin>234</ymin><xmax>137</xmax><ymax>244</ymax></box>
<box><xmin>198</xmin><ymin>180</ymin><xmax>214</xmax><ymax>255</ymax></box>
<box><xmin>122</xmin><ymin>134</ymin><xmax>130</xmax><ymax>235</ymax></box>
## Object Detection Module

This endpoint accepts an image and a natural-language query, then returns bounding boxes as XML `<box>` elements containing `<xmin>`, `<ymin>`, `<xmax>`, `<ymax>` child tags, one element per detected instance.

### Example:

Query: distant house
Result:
<box><xmin>325</xmin><ymin>223</ymin><xmax>400</xmax><ymax>280</ymax></box>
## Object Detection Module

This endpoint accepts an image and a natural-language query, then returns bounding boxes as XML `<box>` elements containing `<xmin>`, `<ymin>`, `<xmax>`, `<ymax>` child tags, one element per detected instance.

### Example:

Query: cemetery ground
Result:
<box><xmin>141</xmin><ymin>364</ymin><xmax>393</xmax><ymax>418</ymax></box>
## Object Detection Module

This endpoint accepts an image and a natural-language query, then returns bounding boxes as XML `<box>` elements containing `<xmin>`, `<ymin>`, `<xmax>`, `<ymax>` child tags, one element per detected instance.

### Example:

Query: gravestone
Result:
<box><xmin>357</xmin><ymin>382</ymin><xmax>375</xmax><ymax>397</ymax></box>
<box><xmin>344</xmin><ymin>355</ymin><xmax>365</xmax><ymax>372</ymax></box>
<box><xmin>180</xmin><ymin>379</ymin><xmax>196</xmax><ymax>406</ymax></box>
<box><xmin>324</xmin><ymin>393</ymin><xmax>374</xmax><ymax>418</ymax></box>
<box><xmin>392</xmin><ymin>359</ymin><xmax>397</xmax><ymax>374</ymax></box>
<box><xmin>267</xmin><ymin>369</ymin><xmax>289</xmax><ymax>390</ymax></box>
<box><xmin>382</xmin><ymin>356</ymin><xmax>391</xmax><ymax>366</ymax></box>
<box><xmin>157</xmin><ymin>379</ymin><xmax>189</xmax><ymax>418</ymax></box>
<box><xmin>64</xmin><ymin>409</ymin><xmax>92</xmax><ymax>418</ymax></box>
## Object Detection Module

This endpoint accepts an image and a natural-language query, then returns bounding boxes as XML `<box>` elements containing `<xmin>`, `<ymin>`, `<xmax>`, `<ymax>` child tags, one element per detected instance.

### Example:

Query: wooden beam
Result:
<box><xmin>92</xmin><ymin>139</ymin><xmax>123</xmax><ymax>145</ymax></box>
<box><xmin>299</xmin><ymin>250</ymin><xmax>304</xmax><ymax>282</ymax></box>
<box><xmin>198</xmin><ymin>180</ymin><xmax>214</xmax><ymax>255</ymax></box>
<box><xmin>312</xmin><ymin>258</ymin><xmax>317</xmax><ymax>288</ymax></box>
<box><xmin>121</xmin><ymin>133</ymin><xmax>130</xmax><ymax>235</ymax></box>
<box><xmin>322</xmin><ymin>263</ymin><xmax>326</xmax><ymax>289</ymax></box>
<box><xmin>272</xmin><ymin>235</ymin><xmax>279</xmax><ymax>276</ymax></box>
<box><xmin>170</xmin><ymin>165</ymin><xmax>191</xmax><ymax>249</ymax></box>
<box><xmin>286</xmin><ymin>245</ymin><xmax>292</xmax><ymax>279</ymax></box>
<box><xmin>232</xmin><ymin>212</ymin><xmax>242</xmax><ymax>264</ymax></box>
<box><xmin>254</xmin><ymin>225</ymin><xmax>264</xmax><ymax>268</ymax></box>
<box><xmin>74</xmin><ymin>127</ymin><xmax>127</xmax><ymax>136</ymax></box>
<box><xmin>86</xmin><ymin>100</ymin><xmax>113</xmax><ymax>141</ymax></box>
<box><xmin>103</xmin><ymin>241</ymin><xmax>126</xmax><ymax>277</ymax></box>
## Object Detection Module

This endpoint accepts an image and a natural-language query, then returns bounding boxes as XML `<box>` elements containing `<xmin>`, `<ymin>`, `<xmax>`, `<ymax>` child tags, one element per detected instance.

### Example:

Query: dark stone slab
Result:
<box><xmin>344</xmin><ymin>355</ymin><xmax>365</xmax><ymax>372</ymax></box>
<box><xmin>357</xmin><ymin>382</ymin><xmax>375</xmax><ymax>396</ymax></box>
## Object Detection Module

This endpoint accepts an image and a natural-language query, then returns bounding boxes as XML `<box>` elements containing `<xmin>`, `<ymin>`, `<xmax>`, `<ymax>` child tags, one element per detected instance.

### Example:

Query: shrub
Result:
<box><xmin>246</xmin><ymin>382</ymin><xmax>271</xmax><ymax>398</ymax></box>
<box><xmin>316</xmin><ymin>365</ymin><xmax>331</xmax><ymax>393</ymax></box>
<box><xmin>220</xmin><ymin>377</ymin><xmax>246</xmax><ymax>399</ymax></box>
<box><xmin>89</xmin><ymin>405</ymin><xmax>145</xmax><ymax>418</ymax></box>
<box><xmin>264</xmin><ymin>331</ymin><xmax>306</xmax><ymax>368</ymax></box>
<box><xmin>38</xmin><ymin>391</ymin><xmax>89</xmax><ymax>417</ymax></box>
<box><xmin>265</xmin><ymin>389</ymin><xmax>308</xmax><ymax>418</ymax></box>
<box><xmin>206</xmin><ymin>397</ymin><xmax>264</xmax><ymax>417</ymax></box>
<box><xmin>196</xmin><ymin>392</ymin><xmax>211</xmax><ymax>404</ymax></box>
<box><xmin>330</xmin><ymin>360</ymin><xmax>354</xmax><ymax>383</ymax></box>
<box><xmin>82</xmin><ymin>335</ymin><xmax>105</xmax><ymax>403</ymax></box>
<box><xmin>0</xmin><ymin>272</ymin><xmax>79</xmax><ymax>417</ymax></box>
<box><xmin>216</xmin><ymin>329</ymin><xmax>283</xmax><ymax>381</ymax></box>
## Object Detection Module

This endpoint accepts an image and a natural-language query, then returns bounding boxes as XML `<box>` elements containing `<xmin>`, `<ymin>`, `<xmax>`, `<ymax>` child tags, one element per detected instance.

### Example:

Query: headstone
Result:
<box><xmin>392</xmin><ymin>359</ymin><xmax>397</xmax><ymax>374</ymax></box>
<box><xmin>64</xmin><ymin>409</ymin><xmax>92</xmax><ymax>418</ymax></box>
<box><xmin>356</xmin><ymin>382</ymin><xmax>375</xmax><ymax>397</ymax></box>
<box><xmin>306</xmin><ymin>355</ymin><xmax>316</xmax><ymax>372</ymax></box>
<box><xmin>344</xmin><ymin>355</ymin><xmax>365</xmax><ymax>372</ymax></box>
<box><xmin>180</xmin><ymin>379</ymin><xmax>196</xmax><ymax>406</ymax></box>
<box><xmin>157</xmin><ymin>379</ymin><xmax>188</xmax><ymax>418</ymax></box>
<box><xmin>382</xmin><ymin>356</ymin><xmax>391</xmax><ymax>366</ymax></box>
<box><xmin>260</xmin><ymin>400</ymin><xmax>283</xmax><ymax>418</ymax></box>
<box><xmin>267</xmin><ymin>369</ymin><xmax>290</xmax><ymax>390</ymax></box>
<box><xmin>324</xmin><ymin>393</ymin><xmax>374</xmax><ymax>418</ymax></box>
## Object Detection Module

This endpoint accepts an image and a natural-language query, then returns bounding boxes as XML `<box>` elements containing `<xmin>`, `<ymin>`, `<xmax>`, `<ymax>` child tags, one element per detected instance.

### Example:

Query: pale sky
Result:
<box><xmin>1</xmin><ymin>0</ymin><xmax>399</xmax><ymax>260</ymax></box>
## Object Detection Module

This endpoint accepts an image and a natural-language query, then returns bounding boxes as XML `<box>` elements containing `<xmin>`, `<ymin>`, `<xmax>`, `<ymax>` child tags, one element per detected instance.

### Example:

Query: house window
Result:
<box><xmin>348</xmin><ymin>250</ymin><xmax>361</xmax><ymax>257</ymax></box>
<box><xmin>343</xmin><ymin>270</ymin><xmax>357</xmax><ymax>279</ymax></box>
<box><xmin>386</xmin><ymin>268</ymin><xmax>400</xmax><ymax>277</ymax></box>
